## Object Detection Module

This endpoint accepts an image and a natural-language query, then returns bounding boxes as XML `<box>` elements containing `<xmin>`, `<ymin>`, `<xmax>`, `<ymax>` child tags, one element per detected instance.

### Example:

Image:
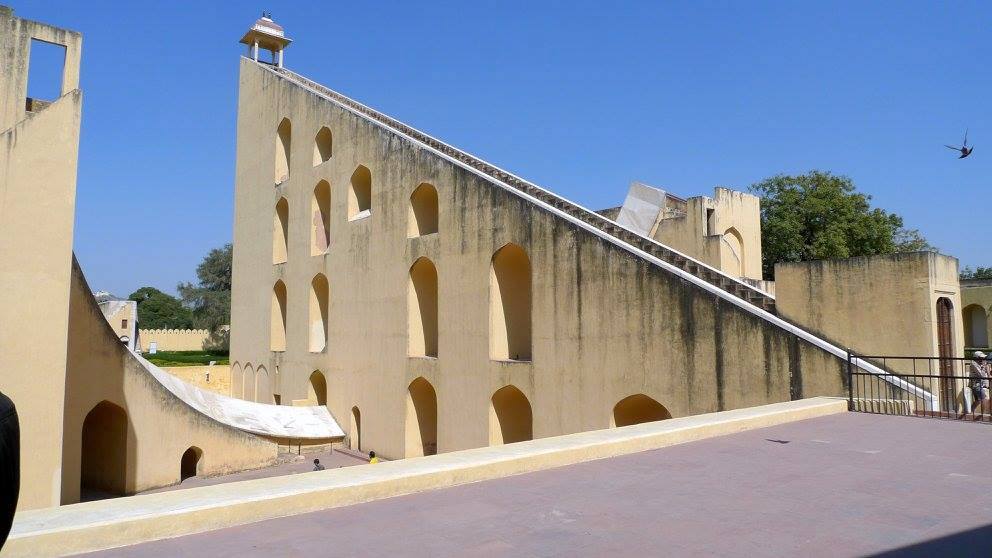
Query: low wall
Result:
<box><xmin>4</xmin><ymin>397</ymin><xmax>846</xmax><ymax>556</ymax></box>
<box><xmin>139</xmin><ymin>329</ymin><xmax>212</xmax><ymax>352</ymax></box>
<box><xmin>161</xmin><ymin>365</ymin><xmax>231</xmax><ymax>396</ymax></box>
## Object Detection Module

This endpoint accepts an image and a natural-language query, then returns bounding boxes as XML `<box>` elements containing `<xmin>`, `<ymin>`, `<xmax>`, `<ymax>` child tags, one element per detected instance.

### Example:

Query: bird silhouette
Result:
<box><xmin>945</xmin><ymin>129</ymin><xmax>974</xmax><ymax>158</ymax></box>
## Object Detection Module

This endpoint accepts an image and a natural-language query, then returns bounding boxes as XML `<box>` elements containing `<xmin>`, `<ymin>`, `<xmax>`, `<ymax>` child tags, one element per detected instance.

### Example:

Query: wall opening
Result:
<box><xmin>309</xmin><ymin>273</ymin><xmax>329</xmax><ymax>352</ymax></box>
<box><xmin>348</xmin><ymin>165</ymin><xmax>372</xmax><ymax>220</ymax></box>
<box><xmin>721</xmin><ymin>227</ymin><xmax>744</xmax><ymax>277</ymax></box>
<box><xmin>80</xmin><ymin>401</ymin><xmax>128</xmax><ymax>499</ymax></box>
<box><xmin>312</xmin><ymin>126</ymin><xmax>333</xmax><ymax>166</ymax></box>
<box><xmin>350</xmin><ymin>406</ymin><xmax>361</xmax><ymax>451</ymax></box>
<box><xmin>405</xmin><ymin>377</ymin><xmax>438</xmax><ymax>457</ymax></box>
<box><xmin>408</xmin><ymin>257</ymin><xmax>438</xmax><ymax>358</ymax></box>
<box><xmin>231</xmin><ymin>362</ymin><xmax>243</xmax><ymax>399</ymax></box>
<box><xmin>489</xmin><ymin>385</ymin><xmax>533</xmax><ymax>445</ymax></box>
<box><xmin>490</xmin><ymin>243</ymin><xmax>532</xmax><ymax>361</ymax></box>
<box><xmin>705</xmin><ymin>208</ymin><xmax>716</xmax><ymax>236</ymax></box>
<box><xmin>308</xmin><ymin>370</ymin><xmax>328</xmax><ymax>406</ymax></box>
<box><xmin>311</xmin><ymin>180</ymin><xmax>331</xmax><ymax>255</ymax></box>
<box><xmin>180</xmin><ymin>446</ymin><xmax>202</xmax><ymax>482</ymax></box>
<box><xmin>408</xmin><ymin>183</ymin><xmax>439</xmax><ymax>237</ymax></box>
<box><xmin>936</xmin><ymin>297</ymin><xmax>956</xmax><ymax>409</ymax></box>
<box><xmin>275</xmin><ymin>118</ymin><xmax>291</xmax><ymax>185</ymax></box>
<box><xmin>273</xmin><ymin>197</ymin><xmax>289</xmax><ymax>264</ymax></box>
<box><xmin>964</xmin><ymin>304</ymin><xmax>989</xmax><ymax>348</ymax></box>
<box><xmin>243</xmin><ymin>364</ymin><xmax>256</xmax><ymax>402</ymax></box>
<box><xmin>26</xmin><ymin>39</ymin><xmax>66</xmax><ymax>108</ymax></box>
<box><xmin>611</xmin><ymin>394</ymin><xmax>671</xmax><ymax>427</ymax></box>
<box><xmin>256</xmin><ymin>366</ymin><xmax>271</xmax><ymax>403</ymax></box>
<box><xmin>270</xmin><ymin>281</ymin><xmax>287</xmax><ymax>351</ymax></box>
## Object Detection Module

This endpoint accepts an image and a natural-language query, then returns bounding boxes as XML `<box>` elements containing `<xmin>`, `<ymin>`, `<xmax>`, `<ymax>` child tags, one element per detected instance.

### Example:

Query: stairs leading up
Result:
<box><xmin>270</xmin><ymin>65</ymin><xmax>776</xmax><ymax>314</ymax></box>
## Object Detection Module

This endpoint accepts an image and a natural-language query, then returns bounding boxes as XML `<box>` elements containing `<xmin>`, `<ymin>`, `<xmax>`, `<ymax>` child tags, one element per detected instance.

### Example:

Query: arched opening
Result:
<box><xmin>243</xmin><ymin>364</ymin><xmax>256</xmax><ymax>402</ymax></box>
<box><xmin>408</xmin><ymin>257</ymin><xmax>438</xmax><ymax>357</ymax></box>
<box><xmin>490</xmin><ymin>243</ymin><xmax>532</xmax><ymax>361</ymax></box>
<box><xmin>350</xmin><ymin>406</ymin><xmax>361</xmax><ymax>451</ymax></box>
<box><xmin>270</xmin><ymin>280</ymin><xmax>287</xmax><ymax>351</ymax></box>
<box><xmin>612</xmin><ymin>394</ymin><xmax>672</xmax><ymax>427</ymax></box>
<box><xmin>80</xmin><ymin>401</ymin><xmax>128</xmax><ymax>498</ymax></box>
<box><xmin>312</xmin><ymin>126</ymin><xmax>332</xmax><ymax>167</ymax></box>
<box><xmin>180</xmin><ymin>446</ymin><xmax>202</xmax><ymax>482</ymax></box>
<box><xmin>231</xmin><ymin>362</ymin><xmax>243</xmax><ymax>399</ymax></box>
<box><xmin>308</xmin><ymin>370</ymin><xmax>328</xmax><ymax>406</ymax></box>
<box><xmin>408</xmin><ymin>183</ymin><xmax>439</xmax><ymax>237</ymax></box>
<box><xmin>256</xmin><ymin>366</ymin><xmax>271</xmax><ymax>403</ymax></box>
<box><xmin>311</xmin><ymin>180</ymin><xmax>331</xmax><ymax>255</ymax></box>
<box><xmin>273</xmin><ymin>197</ymin><xmax>289</xmax><ymax>264</ymax></box>
<box><xmin>405</xmin><ymin>377</ymin><xmax>438</xmax><ymax>457</ymax></box>
<box><xmin>721</xmin><ymin>227</ymin><xmax>744</xmax><ymax>277</ymax></box>
<box><xmin>964</xmin><ymin>304</ymin><xmax>989</xmax><ymax>348</ymax></box>
<box><xmin>936</xmin><ymin>297</ymin><xmax>956</xmax><ymax>409</ymax></box>
<box><xmin>489</xmin><ymin>385</ymin><xmax>533</xmax><ymax>445</ymax></box>
<box><xmin>348</xmin><ymin>165</ymin><xmax>372</xmax><ymax>220</ymax></box>
<box><xmin>274</xmin><ymin>117</ymin><xmax>291</xmax><ymax>185</ymax></box>
<box><xmin>309</xmin><ymin>273</ymin><xmax>329</xmax><ymax>352</ymax></box>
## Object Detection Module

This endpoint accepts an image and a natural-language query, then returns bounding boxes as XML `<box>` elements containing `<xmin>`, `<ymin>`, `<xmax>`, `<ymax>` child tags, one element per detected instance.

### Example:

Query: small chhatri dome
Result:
<box><xmin>240</xmin><ymin>11</ymin><xmax>292</xmax><ymax>68</ymax></box>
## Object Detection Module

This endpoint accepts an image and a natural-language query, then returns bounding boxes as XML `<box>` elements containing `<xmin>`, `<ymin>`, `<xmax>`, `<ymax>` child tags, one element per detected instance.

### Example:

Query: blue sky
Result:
<box><xmin>15</xmin><ymin>1</ymin><xmax>989</xmax><ymax>296</ymax></box>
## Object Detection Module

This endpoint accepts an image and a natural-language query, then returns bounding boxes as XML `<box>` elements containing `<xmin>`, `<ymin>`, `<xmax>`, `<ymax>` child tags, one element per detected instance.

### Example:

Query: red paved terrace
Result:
<box><xmin>82</xmin><ymin>413</ymin><xmax>992</xmax><ymax>557</ymax></box>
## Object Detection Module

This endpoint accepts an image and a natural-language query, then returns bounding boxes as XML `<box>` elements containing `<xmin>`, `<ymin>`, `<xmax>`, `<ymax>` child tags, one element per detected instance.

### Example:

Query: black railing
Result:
<box><xmin>847</xmin><ymin>353</ymin><xmax>991</xmax><ymax>423</ymax></box>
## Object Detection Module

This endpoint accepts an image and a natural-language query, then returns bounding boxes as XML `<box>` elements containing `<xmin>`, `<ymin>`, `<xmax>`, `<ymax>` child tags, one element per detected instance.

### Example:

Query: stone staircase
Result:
<box><xmin>272</xmin><ymin>66</ymin><xmax>776</xmax><ymax>314</ymax></box>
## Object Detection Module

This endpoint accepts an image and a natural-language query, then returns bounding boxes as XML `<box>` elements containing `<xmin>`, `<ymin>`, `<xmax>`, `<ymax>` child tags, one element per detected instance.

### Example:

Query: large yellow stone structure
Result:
<box><xmin>962</xmin><ymin>279</ymin><xmax>992</xmax><ymax>350</ymax></box>
<box><xmin>0</xmin><ymin>7</ymin><xmax>340</xmax><ymax>512</ymax></box>
<box><xmin>227</xmin><ymin>16</ymin><xmax>955</xmax><ymax>460</ymax></box>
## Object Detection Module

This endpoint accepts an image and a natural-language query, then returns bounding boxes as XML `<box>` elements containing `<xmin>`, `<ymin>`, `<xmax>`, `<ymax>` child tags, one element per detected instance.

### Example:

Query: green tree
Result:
<box><xmin>961</xmin><ymin>266</ymin><xmax>992</xmax><ymax>280</ymax></box>
<box><xmin>751</xmin><ymin>171</ymin><xmax>934</xmax><ymax>279</ymax></box>
<box><xmin>178</xmin><ymin>244</ymin><xmax>232</xmax><ymax>349</ymax></box>
<box><xmin>128</xmin><ymin>287</ymin><xmax>194</xmax><ymax>329</ymax></box>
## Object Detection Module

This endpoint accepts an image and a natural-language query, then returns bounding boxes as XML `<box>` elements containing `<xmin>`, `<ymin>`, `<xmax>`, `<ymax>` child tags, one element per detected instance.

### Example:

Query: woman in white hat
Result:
<box><xmin>969</xmin><ymin>351</ymin><xmax>990</xmax><ymax>413</ymax></box>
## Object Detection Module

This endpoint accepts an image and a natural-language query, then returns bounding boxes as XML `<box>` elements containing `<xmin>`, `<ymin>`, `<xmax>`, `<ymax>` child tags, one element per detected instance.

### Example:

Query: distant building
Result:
<box><xmin>94</xmin><ymin>291</ymin><xmax>139</xmax><ymax>352</ymax></box>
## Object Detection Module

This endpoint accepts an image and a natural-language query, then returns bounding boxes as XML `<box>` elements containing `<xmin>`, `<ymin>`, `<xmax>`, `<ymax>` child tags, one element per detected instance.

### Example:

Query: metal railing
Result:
<box><xmin>847</xmin><ymin>353</ymin><xmax>991</xmax><ymax>423</ymax></box>
<box><xmin>265</xmin><ymin>63</ymin><xmax>777</xmax><ymax>314</ymax></box>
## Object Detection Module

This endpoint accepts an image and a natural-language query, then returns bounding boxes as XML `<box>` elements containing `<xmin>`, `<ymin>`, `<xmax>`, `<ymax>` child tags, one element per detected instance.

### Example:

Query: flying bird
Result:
<box><xmin>945</xmin><ymin>129</ymin><xmax>974</xmax><ymax>158</ymax></box>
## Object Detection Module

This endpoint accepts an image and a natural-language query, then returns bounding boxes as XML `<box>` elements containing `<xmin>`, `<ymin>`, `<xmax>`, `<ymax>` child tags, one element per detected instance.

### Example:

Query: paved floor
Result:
<box><xmin>83</xmin><ymin>413</ymin><xmax>992</xmax><ymax>557</ymax></box>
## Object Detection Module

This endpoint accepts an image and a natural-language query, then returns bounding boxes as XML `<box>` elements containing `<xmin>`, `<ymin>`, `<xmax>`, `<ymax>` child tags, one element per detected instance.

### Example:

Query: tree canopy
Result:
<box><xmin>750</xmin><ymin>171</ymin><xmax>933</xmax><ymax>279</ymax></box>
<box><xmin>128</xmin><ymin>286</ymin><xmax>194</xmax><ymax>330</ymax></box>
<box><xmin>961</xmin><ymin>266</ymin><xmax>992</xmax><ymax>280</ymax></box>
<box><xmin>178</xmin><ymin>243</ymin><xmax>232</xmax><ymax>332</ymax></box>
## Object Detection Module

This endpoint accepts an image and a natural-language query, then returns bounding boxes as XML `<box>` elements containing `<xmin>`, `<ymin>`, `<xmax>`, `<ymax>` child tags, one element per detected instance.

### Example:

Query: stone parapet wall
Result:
<box><xmin>140</xmin><ymin>328</ymin><xmax>213</xmax><ymax>352</ymax></box>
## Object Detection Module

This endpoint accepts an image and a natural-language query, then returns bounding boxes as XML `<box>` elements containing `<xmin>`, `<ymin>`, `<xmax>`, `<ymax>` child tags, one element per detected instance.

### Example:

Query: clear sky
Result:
<box><xmin>14</xmin><ymin>1</ymin><xmax>990</xmax><ymax>297</ymax></box>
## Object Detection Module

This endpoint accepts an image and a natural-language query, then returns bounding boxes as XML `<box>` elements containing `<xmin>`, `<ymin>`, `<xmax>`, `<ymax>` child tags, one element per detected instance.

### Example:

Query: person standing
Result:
<box><xmin>969</xmin><ymin>351</ymin><xmax>990</xmax><ymax>413</ymax></box>
<box><xmin>0</xmin><ymin>390</ymin><xmax>19</xmax><ymax>551</ymax></box>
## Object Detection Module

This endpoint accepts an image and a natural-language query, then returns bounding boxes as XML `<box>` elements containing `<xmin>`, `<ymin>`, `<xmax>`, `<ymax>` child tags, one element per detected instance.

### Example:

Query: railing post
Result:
<box><xmin>846</xmin><ymin>349</ymin><xmax>854</xmax><ymax>411</ymax></box>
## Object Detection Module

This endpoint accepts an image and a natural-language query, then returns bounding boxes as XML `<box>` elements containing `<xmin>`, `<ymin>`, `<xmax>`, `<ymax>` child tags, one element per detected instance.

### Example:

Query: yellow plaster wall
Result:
<box><xmin>139</xmin><ymin>328</ymin><xmax>214</xmax><ymax>352</ymax></box>
<box><xmin>230</xmin><ymin>61</ymin><xmax>851</xmax><ymax>462</ymax></box>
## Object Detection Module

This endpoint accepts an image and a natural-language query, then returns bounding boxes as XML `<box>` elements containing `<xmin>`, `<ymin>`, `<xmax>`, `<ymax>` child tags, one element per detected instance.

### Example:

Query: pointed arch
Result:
<box><xmin>243</xmin><ymin>363</ymin><xmax>256</xmax><ymax>402</ymax></box>
<box><xmin>255</xmin><ymin>365</ymin><xmax>271</xmax><ymax>403</ymax></box>
<box><xmin>311</xmin><ymin>180</ymin><xmax>331</xmax><ymax>255</ymax></box>
<box><xmin>180</xmin><ymin>446</ymin><xmax>202</xmax><ymax>482</ymax></box>
<box><xmin>490</xmin><ymin>243</ymin><xmax>532</xmax><ymax>361</ymax></box>
<box><xmin>231</xmin><ymin>362</ymin><xmax>243</xmax><ymax>398</ymax></box>
<box><xmin>611</xmin><ymin>394</ymin><xmax>671</xmax><ymax>427</ymax></box>
<box><xmin>308</xmin><ymin>370</ymin><xmax>328</xmax><ymax>406</ymax></box>
<box><xmin>81</xmin><ymin>401</ymin><xmax>128</xmax><ymax>497</ymax></box>
<box><xmin>312</xmin><ymin>126</ymin><xmax>332</xmax><ymax>166</ymax></box>
<box><xmin>270</xmin><ymin>280</ymin><xmax>287</xmax><ymax>351</ymax></box>
<box><xmin>408</xmin><ymin>257</ymin><xmax>438</xmax><ymax>357</ymax></box>
<box><xmin>721</xmin><ymin>226</ymin><xmax>744</xmax><ymax>277</ymax></box>
<box><xmin>350</xmin><ymin>406</ymin><xmax>361</xmax><ymax>451</ymax></box>
<box><xmin>274</xmin><ymin>117</ymin><xmax>291</xmax><ymax>185</ymax></box>
<box><xmin>405</xmin><ymin>377</ymin><xmax>438</xmax><ymax>457</ymax></box>
<box><xmin>309</xmin><ymin>273</ymin><xmax>330</xmax><ymax>352</ymax></box>
<box><xmin>489</xmin><ymin>385</ymin><xmax>533</xmax><ymax>445</ymax></box>
<box><xmin>348</xmin><ymin>165</ymin><xmax>372</xmax><ymax>219</ymax></box>
<box><xmin>273</xmin><ymin>197</ymin><xmax>289</xmax><ymax>264</ymax></box>
<box><xmin>408</xmin><ymin>182</ymin><xmax>439</xmax><ymax>237</ymax></box>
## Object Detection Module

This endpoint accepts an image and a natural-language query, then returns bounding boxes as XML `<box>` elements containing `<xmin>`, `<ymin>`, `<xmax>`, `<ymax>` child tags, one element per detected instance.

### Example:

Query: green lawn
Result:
<box><xmin>143</xmin><ymin>350</ymin><xmax>229</xmax><ymax>367</ymax></box>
